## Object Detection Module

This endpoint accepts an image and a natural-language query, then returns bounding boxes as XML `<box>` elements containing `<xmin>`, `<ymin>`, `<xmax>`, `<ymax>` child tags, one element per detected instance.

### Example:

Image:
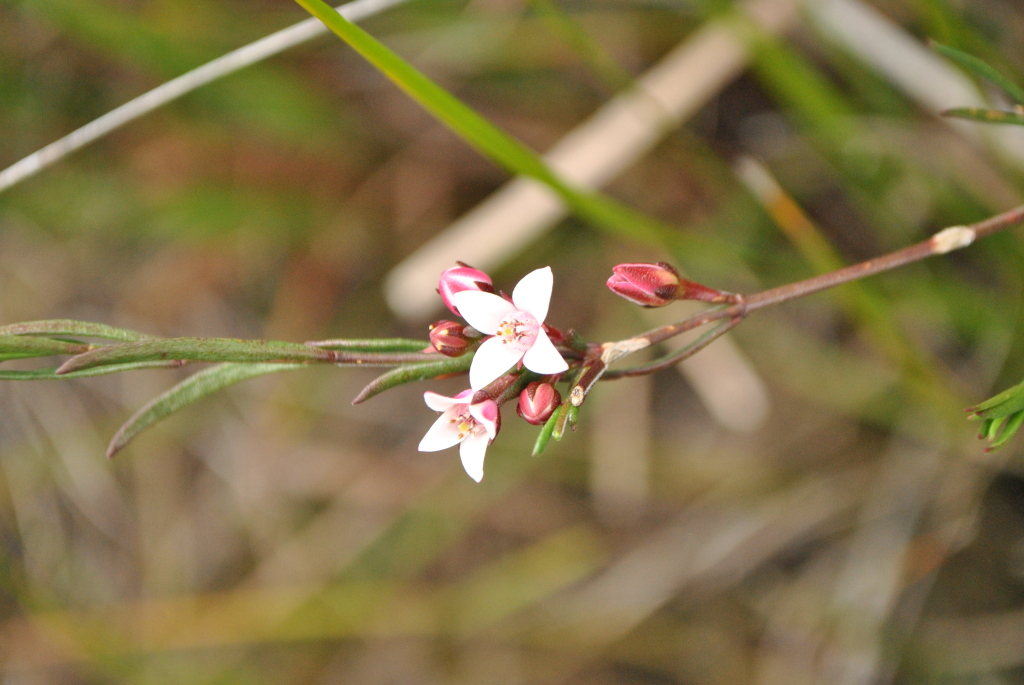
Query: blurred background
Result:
<box><xmin>2</xmin><ymin>0</ymin><xmax>1024</xmax><ymax>682</ymax></box>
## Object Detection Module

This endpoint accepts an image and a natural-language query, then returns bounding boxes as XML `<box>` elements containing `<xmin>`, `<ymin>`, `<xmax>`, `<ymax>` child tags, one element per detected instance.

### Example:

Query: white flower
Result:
<box><xmin>452</xmin><ymin>266</ymin><xmax>568</xmax><ymax>390</ymax></box>
<box><xmin>417</xmin><ymin>390</ymin><xmax>500</xmax><ymax>482</ymax></box>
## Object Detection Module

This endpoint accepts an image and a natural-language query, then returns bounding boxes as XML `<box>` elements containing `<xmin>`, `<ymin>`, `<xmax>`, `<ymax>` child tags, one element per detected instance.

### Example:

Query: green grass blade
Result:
<box><xmin>106</xmin><ymin>363</ymin><xmax>306</xmax><ymax>456</ymax></box>
<box><xmin>942</xmin><ymin>107</ymin><xmax>1024</xmax><ymax>126</ymax></box>
<box><xmin>0</xmin><ymin>319</ymin><xmax>156</xmax><ymax>341</ymax></box>
<box><xmin>291</xmin><ymin>0</ymin><xmax>679</xmax><ymax>247</ymax></box>
<box><xmin>931</xmin><ymin>42</ymin><xmax>1024</xmax><ymax>104</ymax></box>
<box><xmin>526</xmin><ymin>0</ymin><xmax>633</xmax><ymax>92</ymax></box>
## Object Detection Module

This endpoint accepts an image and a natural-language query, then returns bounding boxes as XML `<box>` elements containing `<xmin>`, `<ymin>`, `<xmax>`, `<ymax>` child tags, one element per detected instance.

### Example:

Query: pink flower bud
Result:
<box><xmin>607</xmin><ymin>262</ymin><xmax>734</xmax><ymax>307</ymax></box>
<box><xmin>438</xmin><ymin>263</ymin><xmax>494</xmax><ymax>316</ymax></box>
<box><xmin>429</xmin><ymin>320</ymin><xmax>476</xmax><ymax>357</ymax></box>
<box><xmin>517</xmin><ymin>382</ymin><xmax>561</xmax><ymax>425</ymax></box>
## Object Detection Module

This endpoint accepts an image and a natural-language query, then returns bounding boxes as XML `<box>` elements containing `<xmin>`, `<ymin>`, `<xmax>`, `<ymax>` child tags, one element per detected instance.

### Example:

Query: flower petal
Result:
<box><xmin>469</xmin><ymin>399</ymin><xmax>499</xmax><ymax>439</ymax></box>
<box><xmin>452</xmin><ymin>291</ymin><xmax>515</xmax><ymax>335</ymax></box>
<box><xmin>469</xmin><ymin>336</ymin><xmax>524</xmax><ymax>390</ymax></box>
<box><xmin>418</xmin><ymin>409</ymin><xmax>464</xmax><ymax>452</ymax></box>
<box><xmin>511</xmin><ymin>266</ymin><xmax>553</xmax><ymax>323</ymax></box>
<box><xmin>459</xmin><ymin>433</ymin><xmax>489</xmax><ymax>482</ymax></box>
<box><xmin>522</xmin><ymin>328</ymin><xmax>568</xmax><ymax>375</ymax></box>
<box><xmin>423</xmin><ymin>391</ymin><xmax>464</xmax><ymax>412</ymax></box>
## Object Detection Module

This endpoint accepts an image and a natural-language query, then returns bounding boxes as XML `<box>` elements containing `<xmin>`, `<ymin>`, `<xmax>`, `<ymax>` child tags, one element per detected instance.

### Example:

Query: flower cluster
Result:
<box><xmin>419</xmin><ymin>264</ymin><xmax>567</xmax><ymax>482</ymax></box>
<box><xmin>420</xmin><ymin>261</ymin><xmax>736</xmax><ymax>482</ymax></box>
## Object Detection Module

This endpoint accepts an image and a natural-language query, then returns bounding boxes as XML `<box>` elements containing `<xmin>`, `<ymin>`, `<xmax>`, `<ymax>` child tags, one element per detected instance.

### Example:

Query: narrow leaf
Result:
<box><xmin>0</xmin><ymin>319</ymin><xmax>155</xmax><ymax>341</ymax></box>
<box><xmin>107</xmin><ymin>363</ymin><xmax>305</xmax><ymax>457</ymax></box>
<box><xmin>931</xmin><ymin>42</ymin><xmax>1024</xmax><ymax>104</ymax></box>
<box><xmin>967</xmin><ymin>377</ymin><xmax>1024</xmax><ymax>419</ymax></box>
<box><xmin>988</xmin><ymin>410</ymin><xmax>1024</xmax><ymax>451</ymax></box>
<box><xmin>291</xmin><ymin>0</ymin><xmax>680</xmax><ymax>248</ymax></box>
<box><xmin>0</xmin><ymin>360</ymin><xmax>185</xmax><ymax>380</ymax></box>
<box><xmin>0</xmin><ymin>335</ymin><xmax>90</xmax><ymax>360</ymax></box>
<box><xmin>552</xmin><ymin>400</ymin><xmax>577</xmax><ymax>441</ymax></box>
<box><xmin>942</xmin><ymin>107</ymin><xmax>1024</xmax><ymax>126</ymax></box>
<box><xmin>56</xmin><ymin>337</ymin><xmax>340</xmax><ymax>374</ymax></box>
<box><xmin>306</xmin><ymin>338</ymin><xmax>429</xmax><ymax>352</ymax></box>
<box><xmin>532</xmin><ymin>402</ymin><xmax>563</xmax><ymax>457</ymax></box>
<box><xmin>351</xmin><ymin>355</ymin><xmax>473</xmax><ymax>404</ymax></box>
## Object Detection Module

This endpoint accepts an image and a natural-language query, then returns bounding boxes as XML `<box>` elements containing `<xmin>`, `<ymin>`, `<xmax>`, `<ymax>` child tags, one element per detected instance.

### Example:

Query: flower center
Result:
<box><xmin>448</xmin><ymin>408</ymin><xmax>483</xmax><ymax>441</ymax></box>
<box><xmin>495</xmin><ymin>309</ymin><xmax>539</xmax><ymax>351</ymax></box>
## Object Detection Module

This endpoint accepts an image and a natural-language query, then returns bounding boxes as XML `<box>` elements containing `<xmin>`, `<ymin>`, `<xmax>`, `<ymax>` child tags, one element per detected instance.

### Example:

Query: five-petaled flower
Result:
<box><xmin>452</xmin><ymin>266</ymin><xmax>568</xmax><ymax>390</ymax></box>
<box><xmin>418</xmin><ymin>390</ymin><xmax>500</xmax><ymax>482</ymax></box>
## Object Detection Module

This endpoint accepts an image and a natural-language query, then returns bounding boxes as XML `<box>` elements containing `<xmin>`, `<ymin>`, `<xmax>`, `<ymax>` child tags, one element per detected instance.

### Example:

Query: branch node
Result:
<box><xmin>931</xmin><ymin>226</ymin><xmax>976</xmax><ymax>254</ymax></box>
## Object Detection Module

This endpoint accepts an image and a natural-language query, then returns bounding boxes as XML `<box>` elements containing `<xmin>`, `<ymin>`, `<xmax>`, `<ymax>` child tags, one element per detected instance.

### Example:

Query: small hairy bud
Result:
<box><xmin>438</xmin><ymin>263</ymin><xmax>494</xmax><ymax>316</ymax></box>
<box><xmin>517</xmin><ymin>381</ymin><xmax>561</xmax><ymax>425</ymax></box>
<box><xmin>429</xmin><ymin>320</ymin><xmax>475</xmax><ymax>357</ymax></box>
<box><xmin>607</xmin><ymin>262</ymin><xmax>735</xmax><ymax>307</ymax></box>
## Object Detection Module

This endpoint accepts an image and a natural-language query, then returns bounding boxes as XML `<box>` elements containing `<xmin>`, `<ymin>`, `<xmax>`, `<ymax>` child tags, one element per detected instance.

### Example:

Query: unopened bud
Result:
<box><xmin>429</xmin><ymin>320</ymin><xmax>476</xmax><ymax>357</ymax></box>
<box><xmin>607</xmin><ymin>262</ymin><xmax>735</xmax><ymax>307</ymax></box>
<box><xmin>438</xmin><ymin>263</ymin><xmax>494</xmax><ymax>316</ymax></box>
<box><xmin>517</xmin><ymin>382</ymin><xmax>561</xmax><ymax>425</ymax></box>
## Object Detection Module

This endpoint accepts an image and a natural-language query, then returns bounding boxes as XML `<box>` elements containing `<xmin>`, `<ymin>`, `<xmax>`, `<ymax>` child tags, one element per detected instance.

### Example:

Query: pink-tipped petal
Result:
<box><xmin>418</xmin><ymin>410</ymin><xmax>464</xmax><ymax>452</ymax></box>
<box><xmin>459</xmin><ymin>433</ymin><xmax>489</xmax><ymax>482</ymax></box>
<box><xmin>469</xmin><ymin>336</ymin><xmax>525</xmax><ymax>390</ymax></box>
<box><xmin>511</xmin><ymin>267</ymin><xmax>553</xmax><ymax>323</ymax></box>
<box><xmin>452</xmin><ymin>291</ymin><xmax>515</xmax><ymax>335</ymax></box>
<box><xmin>470</xmin><ymin>400</ymin><xmax>500</xmax><ymax>439</ymax></box>
<box><xmin>522</xmin><ymin>328</ymin><xmax>568</xmax><ymax>375</ymax></box>
<box><xmin>423</xmin><ymin>391</ymin><xmax>463</xmax><ymax>412</ymax></box>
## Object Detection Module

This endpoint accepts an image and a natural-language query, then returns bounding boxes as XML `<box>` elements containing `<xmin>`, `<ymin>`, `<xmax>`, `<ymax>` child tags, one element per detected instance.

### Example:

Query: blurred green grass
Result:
<box><xmin>2</xmin><ymin>0</ymin><xmax>1024</xmax><ymax>683</ymax></box>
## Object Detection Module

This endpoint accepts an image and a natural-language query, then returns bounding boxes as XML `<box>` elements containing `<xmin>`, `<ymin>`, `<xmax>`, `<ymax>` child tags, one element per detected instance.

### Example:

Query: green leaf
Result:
<box><xmin>106</xmin><ymin>363</ymin><xmax>306</xmax><ymax>457</ymax></box>
<box><xmin>0</xmin><ymin>319</ymin><xmax>155</xmax><ymax>342</ymax></box>
<box><xmin>551</xmin><ymin>401</ymin><xmax>578</xmax><ymax>441</ymax></box>
<box><xmin>0</xmin><ymin>361</ymin><xmax>185</xmax><ymax>380</ymax></box>
<box><xmin>351</xmin><ymin>354</ymin><xmax>474</xmax><ymax>404</ymax></box>
<box><xmin>532</xmin><ymin>402</ymin><xmax>563</xmax><ymax>457</ymax></box>
<box><xmin>988</xmin><ymin>410</ymin><xmax>1024</xmax><ymax>452</ymax></box>
<box><xmin>290</xmin><ymin>0</ymin><xmax>680</xmax><ymax>249</ymax></box>
<box><xmin>942</xmin><ymin>107</ymin><xmax>1024</xmax><ymax>126</ymax></box>
<box><xmin>967</xmin><ymin>377</ymin><xmax>1024</xmax><ymax>419</ymax></box>
<box><xmin>967</xmin><ymin>378</ymin><xmax>1024</xmax><ymax>451</ymax></box>
<box><xmin>56</xmin><ymin>337</ymin><xmax>342</xmax><ymax>374</ymax></box>
<box><xmin>306</xmin><ymin>338</ymin><xmax>430</xmax><ymax>353</ymax></box>
<box><xmin>0</xmin><ymin>335</ymin><xmax>90</xmax><ymax>361</ymax></box>
<box><xmin>931</xmin><ymin>42</ymin><xmax>1024</xmax><ymax>104</ymax></box>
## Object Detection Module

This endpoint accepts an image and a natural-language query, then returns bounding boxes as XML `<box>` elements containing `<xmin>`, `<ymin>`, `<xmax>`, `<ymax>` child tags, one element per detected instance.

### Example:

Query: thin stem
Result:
<box><xmin>595</xmin><ymin>204</ymin><xmax>1024</xmax><ymax>378</ymax></box>
<box><xmin>0</xmin><ymin>0</ymin><xmax>410</xmax><ymax>195</ymax></box>
<box><xmin>745</xmin><ymin>205</ymin><xmax>1024</xmax><ymax>311</ymax></box>
<box><xmin>603</xmin><ymin>316</ymin><xmax>742</xmax><ymax>379</ymax></box>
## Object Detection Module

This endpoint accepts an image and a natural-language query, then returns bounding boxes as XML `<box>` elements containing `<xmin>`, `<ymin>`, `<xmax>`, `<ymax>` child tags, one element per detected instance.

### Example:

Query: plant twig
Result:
<box><xmin>603</xmin><ymin>316</ymin><xmax>743</xmax><ymax>379</ymax></box>
<box><xmin>595</xmin><ymin>205</ymin><xmax>1024</xmax><ymax>377</ymax></box>
<box><xmin>744</xmin><ymin>206</ymin><xmax>1024</xmax><ymax>311</ymax></box>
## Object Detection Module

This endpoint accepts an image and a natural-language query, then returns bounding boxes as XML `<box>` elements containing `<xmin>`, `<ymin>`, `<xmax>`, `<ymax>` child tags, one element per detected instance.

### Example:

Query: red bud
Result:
<box><xmin>607</xmin><ymin>262</ymin><xmax>736</xmax><ymax>307</ymax></box>
<box><xmin>517</xmin><ymin>382</ymin><xmax>561</xmax><ymax>425</ymax></box>
<box><xmin>429</xmin><ymin>320</ymin><xmax>476</xmax><ymax>357</ymax></box>
<box><xmin>438</xmin><ymin>263</ymin><xmax>494</xmax><ymax>316</ymax></box>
